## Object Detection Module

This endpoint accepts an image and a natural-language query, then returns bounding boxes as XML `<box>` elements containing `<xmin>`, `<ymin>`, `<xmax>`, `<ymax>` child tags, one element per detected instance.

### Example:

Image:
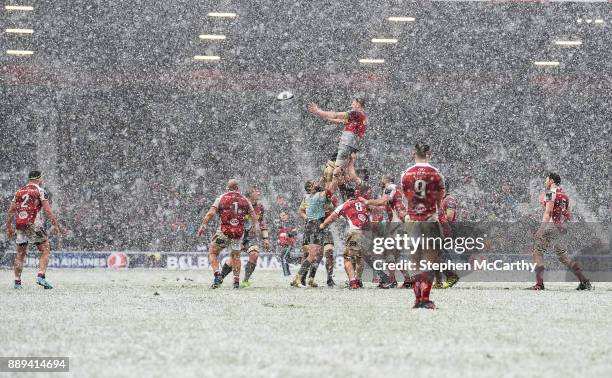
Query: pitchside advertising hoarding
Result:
<box><xmin>0</xmin><ymin>222</ymin><xmax>610</xmax><ymax>281</ymax></box>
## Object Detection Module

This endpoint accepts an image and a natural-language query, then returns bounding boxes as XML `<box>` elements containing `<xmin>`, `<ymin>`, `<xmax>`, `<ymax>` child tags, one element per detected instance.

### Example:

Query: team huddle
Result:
<box><xmin>5</xmin><ymin>98</ymin><xmax>593</xmax><ymax>308</ymax></box>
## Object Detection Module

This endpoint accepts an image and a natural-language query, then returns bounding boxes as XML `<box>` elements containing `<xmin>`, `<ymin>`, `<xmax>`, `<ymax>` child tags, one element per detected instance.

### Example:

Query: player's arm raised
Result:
<box><xmin>308</xmin><ymin>103</ymin><xmax>347</xmax><ymax>124</ymax></box>
<box><xmin>41</xmin><ymin>200</ymin><xmax>61</xmax><ymax>235</ymax></box>
<box><xmin>197</xmin><ymin>205</ymin><xmax>217</xmax><ymax>237</ymax></box>
<box><xmin>5</xmin><ymin>200</ymin><xmax>17</xmax><ymax>240</ymax></box>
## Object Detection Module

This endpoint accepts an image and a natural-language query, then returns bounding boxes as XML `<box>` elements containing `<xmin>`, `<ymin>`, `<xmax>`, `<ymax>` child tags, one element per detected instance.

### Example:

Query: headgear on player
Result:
<box><xmin>28</xmin><ymin>170</ymin><xmax>42</xmax><ymax>180</ymax></box>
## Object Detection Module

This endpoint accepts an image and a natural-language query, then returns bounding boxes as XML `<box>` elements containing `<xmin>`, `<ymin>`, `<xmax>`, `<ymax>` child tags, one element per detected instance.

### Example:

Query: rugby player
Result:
<box><xmin>320</xmin><ymin>185</ymin><xmax>373</xmax><ymax>289</ymax></box>
<box><xmin>308</xmin><ymin>98</ymin><xmax>367</xmax><ymax>188</ymax></box>
<box><xmin>276</xmin><ymin>211</ymin><xmax>297</xmax><ymax>277</ymax></box>
<box><xmin>6</xmin><ymin>170</ymin><xmax>61</xmax><ymax>289</ymax></box>
<box><xmin>292</xmin><ymin>180</ymin><xmax>328</xmax><ymax>288</ymax></box>
<box><xmin>433</xmin><ymin>180</ymin><xmax>460</xmax><ymax>289</ymax></box>
<box><xmin>197</xmin><ymin>179</ymin><xmax>259</xmax><ymax>289</ymax></box>
<box><xmin>237</xmin><ymin>187</ymin><xmax>270</xmax><ymax>288</ymax></box>
<box><xmin>367</xmin><ymin>175</ymin><xmax>412</xmax><ymax>289</ymax></box>
<box><xmin>529</xmin><ymin>173</ymin><xmax>591</xmax><ymax>290</ymax></box>
<box><xmin>401</xmin><ymin>143</ymin><xmax>446</xmax><ymax>309</ymax></box>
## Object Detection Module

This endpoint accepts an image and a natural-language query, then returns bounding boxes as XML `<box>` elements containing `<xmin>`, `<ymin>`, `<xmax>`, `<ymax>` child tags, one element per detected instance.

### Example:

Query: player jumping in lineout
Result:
<box><xmin>197</xmin><ymin>179</ymin><xmax>260</xmax><ymax>289</ymax></box>
<box><xmin>6</xmin><ymin>170</ymin><xmax>62</xmax><ymax>289</ymax></box>
<box><xmin>308</xmin><ymin>98</ymin><xmax>367</xmax><ymax>190</ymax></box>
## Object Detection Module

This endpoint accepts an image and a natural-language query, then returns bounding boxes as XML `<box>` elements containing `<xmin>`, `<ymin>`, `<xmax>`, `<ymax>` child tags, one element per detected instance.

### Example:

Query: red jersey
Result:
<box><xmin>334</xmin><ymin>197</ymin><xmax>370</xmax><ymax>230</ymax></box>
<box><xmin>401</xmin><ymin>163</ymin><xmax>445</xmax><ymax>221</ymax></box>
<box><xmin>543</xmin><ymin>187</ymin><xmax>571</xmax><ymax>225</ymax></box>
<box><xmin>440</xmin><ymin>195</ymin><xmax>459</xmax><ymax>223</ymax></box>
<box><xmin>344</xmin><ymin>109</ymin><xmax>367</xmax><ymax>138</ymax></box>
<box><xmin>324</xmin><ymin>190</ymin><xmax>339</xmax><ymax>218</ymax></box>
<box><xmin>277</xmin><ymin>227</ymin><xmax>297</xmax><ymax>247</ymax></box>
<box><xmin>12</xmin><ymin>183</ymin><xmax>47</xmax><ymax>230</ymax></box>
<box><xmin>211</xmin><ymin>191</ymin><xmax>254</xmax><ymax>239</ymax></box>
<box><xmin>382</xmin><ymin>183</ymin><xmax>405</xmax><ymax>222</ymax></box>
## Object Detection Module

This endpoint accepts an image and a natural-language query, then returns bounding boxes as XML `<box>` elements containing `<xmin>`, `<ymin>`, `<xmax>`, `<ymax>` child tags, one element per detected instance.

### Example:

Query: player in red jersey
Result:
<box><xmin>401</xmin><ymin>143</ymin><xmax>446</xmax><ymax>309</ymax></box>
<box><xmin>529</xmin><ymin>173</ymin><xmax>591</xmax><ymax>290</ymax></box>
<box><xmin>368</xmin><ymin>175</ymin><xmax>412</xmax><ymax>289</ymax></box>
<box><xmin>197</xmin><ymin>179</ymin><xmax>259</xmax><ymax>289</ymax></box>
<box><xmin>276</xmin><ymin>211</ymin><xmax>297</xmax><ymax>277</ymax></box>
<box><xmin>214</xmin><ymin>187</ymin><xmax>270</xmax><ymax>288</ymax></box>
<box><xmin>320</xmin><ymin>186</ymin><xmax>374</xmax><ymax>289</ymax></box>
<box><xmin>433</xmin><ymin>180</ymin><xmax>460</xmax><ymax>289</ymax></box>
<box><xmin>5</xmin><ymin>171</ymin><xmax>61</xmax><ymax>289</ymax></box>
<box><xmin>308</xmin><ymin>98</ymin><xmax>367</xmax><ymax>189</ymax></box>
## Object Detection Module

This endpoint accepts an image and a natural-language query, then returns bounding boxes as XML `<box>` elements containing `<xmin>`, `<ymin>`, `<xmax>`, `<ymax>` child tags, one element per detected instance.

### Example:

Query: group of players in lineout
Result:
<box><xmin>5</xmin><ymin>97</ymin><xmax>592</xmax><ymax>308</ymax></box>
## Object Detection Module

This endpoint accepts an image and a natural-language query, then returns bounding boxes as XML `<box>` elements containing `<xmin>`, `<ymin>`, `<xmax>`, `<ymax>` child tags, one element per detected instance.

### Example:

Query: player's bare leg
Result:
<box><xmin>241</xmin><ymin>247</ymin><xmax>259</xmax><ymax>288</ymax></box>
<box><xmin>299</xmin><ymin>246</ymin><xmax>309</xmax><ymax>286</ymax></box>
<box><xmin>343</xmin><ymin>257</ymin><xmax>356</xmax><ymax>286</ymax></box>
<box><xmin>208</xmin><ymin>244</ymin><xmax>223</xmax><ymax>289</ymax></box>
<box><xmin>323</xmin><ymin>243</ymin><xmax>335</xmax><ymax>287</ymax></box>
<box><xmin>529</xmin><ymin>236</ymin><xmax>547</xmax><ymax>290</ymax></box>
<box><xmin>354</xmin><ymin>256</ymin><xmax>365</xmax><ymax>288</ymax></box>
<box><xmin>557</xmin><ymin>252</ymin><xmax>591</xmax><ymax>290</ymax></box>
<box><xmin>292</xmin><ymin>244</ymin><xmax>318</xmax><ymax>287</ymax></box>
<box><xmin>35</xmin><ymin>241</ymin><xmax>53</xmax><ymax>289</ymax></box>
<box><xmin>345</xmin><ymin>152</ymin><xmax>360</xmax><ymax>184</ymax></box>
<box><xmin>306</xmin><ymin>245</ymin><xmax>322</xmax><ymax>287</ymax></box>
<box><xmin>14</xmin><ymin>244</ymin><xmax>27</xmax><ymax>289</ymax></box>
<box><xmin>229</xmin><ymin>250</ymin><xmax>241</xmax><ymax>289</ymax></box>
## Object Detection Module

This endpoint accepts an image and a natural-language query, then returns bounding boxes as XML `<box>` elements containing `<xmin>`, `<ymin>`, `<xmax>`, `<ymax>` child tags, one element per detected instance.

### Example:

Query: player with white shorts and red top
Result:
<box><xmin>197</xmin><ymin>179</ymin><xmax>259</xmax><ymax>289</ymax></box>
<box><xmin>6</xmin><ymin>170</ymin><xmax>61</xmax><ymax>289</ymax></box>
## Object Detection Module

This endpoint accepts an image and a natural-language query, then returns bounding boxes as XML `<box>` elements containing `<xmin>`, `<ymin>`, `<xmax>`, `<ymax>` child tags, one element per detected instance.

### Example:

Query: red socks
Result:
<box><xmin>412</xmin><ymin>272</ymin><xmax>433</xmax><ymax>303</ymax></box>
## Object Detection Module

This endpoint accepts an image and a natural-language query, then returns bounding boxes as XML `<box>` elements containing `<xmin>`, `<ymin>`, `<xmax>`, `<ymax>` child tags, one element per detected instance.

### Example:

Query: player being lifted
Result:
<box><xmin>530</xmin><ymin>173</ymin><xmax>591</xmax><ymax>291</ymax></box>
<box><xmin>320</xmin><ymin>185</ymin><xmax>374</xmax><ymax>289</ymax></box>
<box><xmin>308</xmin><ymin>98</ymin><xmax>367</xmax><ymax>189</ymax></box>
<box><xmin>237</xmin><ymin>187</ymin><xmax>270</xmax><ymax>288</ymax></box>
<box><xmin>401</xmin><ymin>143</ymin><xmax>446</xmax><ymax>309</ymax></box>
<box><xmin>5</xmin><ymin>170</ymin><xmax>61</xmax><ymax>289</ymax></box>
<box><xmin>197</xmin><ymin>179</ymin><xmax>259</xmax><ymax>289</ymax></box>
<box><xmin>292</xmin><ymin>180</ymin><xmax>329</xmax><ymax>288</ymax></box>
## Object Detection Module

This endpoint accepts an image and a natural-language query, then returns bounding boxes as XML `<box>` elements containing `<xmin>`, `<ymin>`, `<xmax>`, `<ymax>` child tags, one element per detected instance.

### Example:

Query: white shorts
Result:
<box><xmin>16</xmin><ymin>224</ymin><xmax>48</xmax><ymax>246</ymax></box>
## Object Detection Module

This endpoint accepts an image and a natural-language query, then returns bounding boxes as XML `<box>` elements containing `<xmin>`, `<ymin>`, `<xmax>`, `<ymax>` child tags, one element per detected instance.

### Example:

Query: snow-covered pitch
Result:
<box><xmin>2</xmin><ymin>269</ymin><xmax>611</xmax><ymax>377</ymax></box>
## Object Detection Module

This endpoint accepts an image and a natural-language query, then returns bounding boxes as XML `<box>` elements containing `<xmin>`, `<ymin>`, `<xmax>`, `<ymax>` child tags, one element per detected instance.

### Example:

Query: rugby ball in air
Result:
<box><xmin>276</xmin><ymin>91</ymin><xmax>294</xmax><ymax>101</ymax></box>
